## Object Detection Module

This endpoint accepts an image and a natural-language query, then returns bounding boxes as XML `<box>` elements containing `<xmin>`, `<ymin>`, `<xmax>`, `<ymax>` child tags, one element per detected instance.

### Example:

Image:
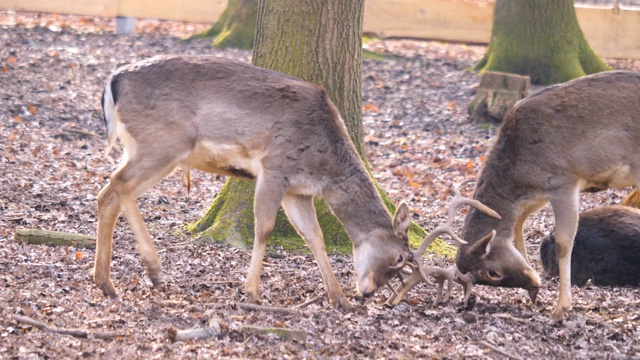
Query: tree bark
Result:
<box><xmin>474</xmin><ymin>0</ymin><xmax>609</xmax><ymax>85</ymax></box>
<box><xmin>190</xmin><ymin>0</ymin><xmax>257</xmax><ymax>50</ymax></box>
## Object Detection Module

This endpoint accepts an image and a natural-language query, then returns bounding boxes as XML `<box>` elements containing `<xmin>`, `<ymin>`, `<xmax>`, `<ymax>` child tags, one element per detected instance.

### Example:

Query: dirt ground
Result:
<box><xmin>1</xmin><ymin>11</ymin><xmax>640</xmax><ymax>359</ymax></box>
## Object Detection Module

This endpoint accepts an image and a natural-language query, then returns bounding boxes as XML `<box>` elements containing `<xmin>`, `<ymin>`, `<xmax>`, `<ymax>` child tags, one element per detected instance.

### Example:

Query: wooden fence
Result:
<box><xmin>1</xmin><ymin>0</ymin><xmax>639</xmax><ymax>60</ymax></box>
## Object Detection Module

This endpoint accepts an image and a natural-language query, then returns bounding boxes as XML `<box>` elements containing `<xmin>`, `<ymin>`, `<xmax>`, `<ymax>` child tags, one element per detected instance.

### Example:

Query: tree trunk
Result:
<box><xmin>190</xmin><ymin>0</ymin><xmax>257</xmax><ymax>50</ymax></box>
<box><xmin>191</xmin><ymin>1</ymin><xmax>444</xmax><ymax>255</ymax></box>
<box><xmin>474</xmin><ymin>0</ymin><xmax>609</xmax><ymax>85</ymax></box>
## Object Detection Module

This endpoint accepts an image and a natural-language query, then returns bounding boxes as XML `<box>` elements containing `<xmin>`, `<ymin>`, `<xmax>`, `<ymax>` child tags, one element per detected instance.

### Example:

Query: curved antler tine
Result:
<box><xmin>451</xmin><ymin>185</ymin><xmax>501</xmax><ymax>220</ymax></box>
<box><xmin>453</xmin><ymin>265</ymin><xmax>475</xmax><ymax>307</ymax></box>
<box><xmin>385</xmin><ymin>264</ymin><xmax>429</xmax><ymax>306</ymax></box>
<box><xmin>442</xmin><ymin>228</ymin><xmax>468</xmax><ymax>246</ymax></box>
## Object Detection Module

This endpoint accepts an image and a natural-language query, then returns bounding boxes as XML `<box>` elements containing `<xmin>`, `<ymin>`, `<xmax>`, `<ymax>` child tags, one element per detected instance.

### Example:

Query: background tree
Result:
<box><xmin>475</xmin><ymin>0</ymin><xmax>609</xmax><ymax>84</ymax></box>
<box><xmin>190</xmin><ymin>0</ymin><xmax>257</xmax><ymax>49</ymax></box>
<box><xmin>190</xmin><ymin>0</ymin><xmax>444</xmax><ymax>255</ymax></box>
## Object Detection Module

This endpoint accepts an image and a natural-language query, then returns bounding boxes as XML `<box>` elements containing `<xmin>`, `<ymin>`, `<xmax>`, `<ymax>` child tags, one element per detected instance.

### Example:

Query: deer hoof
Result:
<box><xmin>145</xmin><ymin>264</ymin><xmax>161</xmax><ymax>287</ymax></box>
<box><xmin>245</xmin><ymin>290</ymin><xmax>259</xmax><ymax>304</ymax></box>
<box><xmin>551</xmin><ymin>305</ymin><xmax>570</xmax><ymax>322</ymax></box>
<box><xmin>97</xmin><ymin>279</ymin><xmax>117</xmax><ymax>298</ymax></box>
<box><xmin>331</xmin><ymin>295</ymin><xmax>354</xmax><ymax>311</ymax></box>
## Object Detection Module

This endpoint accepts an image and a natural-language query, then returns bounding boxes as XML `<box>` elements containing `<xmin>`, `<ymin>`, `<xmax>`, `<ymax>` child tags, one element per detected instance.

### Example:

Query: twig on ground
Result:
<box><xmin>237</xmin><ymin>302</ymin><xmax>299</xmax><ymax>315</ymax></box>
<box><xmin>11</xmin><ymin>314</ymin><xmax>122</xmax><ymax>340</ymax></box>
<box><xmin>478</xmin><ymin>340</ymin><xmax>523</xmax><ymax>360</ymax></box>
<box><xmin>61</xmin><ymin>127</ymin><xmax>101</xmax><ymax>138</ymax></box>
<box><xmin>293</xmin><ymin>296</ymin><xmax>321</xmax><ymax>310</ymax></box>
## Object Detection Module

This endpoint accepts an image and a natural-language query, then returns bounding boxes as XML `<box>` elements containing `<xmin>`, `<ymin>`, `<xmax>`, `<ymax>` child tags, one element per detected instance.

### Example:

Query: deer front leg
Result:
<box><xmin>281</xmin><ymin>193</ymin><xmax>353</xmax><ymax>310</ymax></box>
<box><xmin>95</xmin><ymin>183</ymin><xmax>120</xmax><ymax>297</ymax></box>
<box><xmin>549</xmin><ymin>189</ymin><xmax>579</xmax><ymax>321</ymax></box>
<box><xmin>244</xmin><ymin>178</ymin><xmax>284</xmax><ymax>304</ymax></box>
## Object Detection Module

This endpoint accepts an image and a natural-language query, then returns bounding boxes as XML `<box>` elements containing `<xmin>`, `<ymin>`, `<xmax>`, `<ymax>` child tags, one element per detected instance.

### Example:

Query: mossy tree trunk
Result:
<box><xmin>190</xmin><ymin>0</ymin><xmax>257</xmax><ymax>49</ymax></box>
<box><xmin>191</xmin><ymin>0</ymin><xmax>444</xmax><ymax>255</ymax></box>
<box><xmin>475</xmin><ymin>0</ymin><xmax>609</xmax><ymax>85</ymax></box>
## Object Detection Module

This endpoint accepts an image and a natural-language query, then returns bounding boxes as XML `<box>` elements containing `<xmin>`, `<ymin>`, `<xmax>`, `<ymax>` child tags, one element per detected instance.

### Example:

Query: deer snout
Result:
<box><xmin>524</xmin><ymin>267</ymin><xmax>541</xmax><ymax>302</ymax></box>
<box><xmin>357</xmin><ymin>271</ymin><xmax>377</xmax><ymax>297</ymax></box>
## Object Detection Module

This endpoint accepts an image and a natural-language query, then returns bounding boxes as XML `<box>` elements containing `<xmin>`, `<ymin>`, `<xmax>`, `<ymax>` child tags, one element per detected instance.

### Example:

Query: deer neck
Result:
<box><xmin>323</xmin><ymin>170</ymin><xmax>394</xmax><ymax>246</ymax></box>
<box><xmin>461</xmin><ymin>157</ymin><xmax>520</xmax><ymax>249</ymax></box>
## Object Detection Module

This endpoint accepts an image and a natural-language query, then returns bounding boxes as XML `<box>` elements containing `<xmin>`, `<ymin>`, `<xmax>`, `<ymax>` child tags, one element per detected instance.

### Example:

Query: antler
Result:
<box><xmin>385</xmin><ymin>186</ymin><xmax>500</xmax><ymax>306</ymax></box>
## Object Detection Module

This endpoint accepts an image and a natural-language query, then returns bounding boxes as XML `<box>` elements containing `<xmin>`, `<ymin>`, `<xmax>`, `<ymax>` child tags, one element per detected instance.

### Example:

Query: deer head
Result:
<box><xmin>456</xmin><ymin>230</ymin><xmax>540</xmax><ymax>301</ymax></box>
<box><xmin>353</xmin><ymin>202</ymin><xmax>412</xmax><ymax>297</ymax></box>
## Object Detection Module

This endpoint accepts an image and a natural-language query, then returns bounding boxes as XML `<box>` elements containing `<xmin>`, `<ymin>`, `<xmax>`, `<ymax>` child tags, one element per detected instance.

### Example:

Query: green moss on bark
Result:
<box><xmin>475</xmin><ymin>0</ymin><xmax>609</xmax><ymax>85</ymax></box>
<box><xmin>189</xmin><ymin>0</ymin><xmax>257</xmax><ymax>50</ymax></box>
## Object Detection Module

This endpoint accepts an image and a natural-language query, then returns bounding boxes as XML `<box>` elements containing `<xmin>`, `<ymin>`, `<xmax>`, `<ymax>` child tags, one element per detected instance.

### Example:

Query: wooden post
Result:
<box><xmin>468</xmin><ymin>71</ymin><xmax>530</xmax><ymax>124</ymax></box>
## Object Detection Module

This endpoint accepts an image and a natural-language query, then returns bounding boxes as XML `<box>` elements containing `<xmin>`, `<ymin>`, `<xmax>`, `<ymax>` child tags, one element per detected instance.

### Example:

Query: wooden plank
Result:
<box><xmin>0</xmin><ymin>0</ymin><xmax>117</xmax><ymax>17</ymax></box>
<box><xmin>116</xmin><ymin>0</ymin><xmax>226</xmax><ymax>23</ymax></box>
<box><xmin>1</xmin><ymin>0</ymin><xmax>639</xmax><ymax>60</ymax></box>
<box><xmin>0</xmin><ymin>0</ymin><xmax>226</xmax><ymax>23</ymax></box>
<box><xmin>576</xmin><ymin>5</ymin><xmax>640</xmax><ymax>60</ymax></box>
<box><xmin>363</xmin><ymin>0</ymin><xmax>494</xmax><ymax>44</ymax></box>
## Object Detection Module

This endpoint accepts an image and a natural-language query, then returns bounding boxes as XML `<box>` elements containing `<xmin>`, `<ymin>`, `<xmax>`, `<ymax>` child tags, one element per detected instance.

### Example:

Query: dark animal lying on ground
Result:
<box><xmin>540</xmin><ymin>205</ymin><xmax>640</xmax><ymax>287</ymax></box>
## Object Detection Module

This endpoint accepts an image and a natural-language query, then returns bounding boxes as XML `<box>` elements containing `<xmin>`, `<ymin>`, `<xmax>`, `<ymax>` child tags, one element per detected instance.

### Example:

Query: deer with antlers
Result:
<box><xmin>385</xmin><ymin>187</ymin><xmax>500</xmax><ymax>307</ymax></box>
<box><xmin>456</xmin><ymin>71</ymin><xmax>640</xmax><ymax>320</ymax></box>
<box><xmin>95</xmin><ymin>55</ymin><xmax>414</xmax><ymax>309</ymax></box>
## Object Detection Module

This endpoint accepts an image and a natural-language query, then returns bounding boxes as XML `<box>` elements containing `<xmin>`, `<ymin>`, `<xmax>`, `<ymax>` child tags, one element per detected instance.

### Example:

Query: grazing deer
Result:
<box><xmin>541</xmin><ymin>205</ymin><xmax>640</xmax><ymax>287</ymax></box>
<box><xmin>455</xmin><ymin>71</ymin><xmax>640</xmax><ymax>320</ymax></box>
<box><xmin>95</xmin><ymin>55</ymin><xmax>413</xmax><ymax>309</ymax></box>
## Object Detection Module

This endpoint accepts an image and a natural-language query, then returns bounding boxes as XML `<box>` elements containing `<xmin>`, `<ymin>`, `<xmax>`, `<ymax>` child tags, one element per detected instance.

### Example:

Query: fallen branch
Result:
<box><xmin>14</xmin><ymin>229</ymin><xmax>96</xmax><ymax>249</ymax></box>
<box><xmin>11</xmin><ymin>314</ymin><xmax>122</xmax><ymax>340</ymax></box>
<box><xmin>237</xmin><ymin>302</ymin><xmax>299</xmax><ymax>315</ymax></box>
<box><xmin>241</xmin><ymin>325</ymin><xmax>308</xmax><ymax>342</ymax></box>
<box><xmin>293</xmin><ymin>296</ymin><xmax>321</xmax><ymax>310</ymax></box>
<box><xmin>478</xmin><ymin>340</ymin><xmax>523</xmax><ymax>360</ymax></box>
<box><xmin>167</xmin><ymin>324</ymin><xmax>220</xmax><ymax>343</ymax></box>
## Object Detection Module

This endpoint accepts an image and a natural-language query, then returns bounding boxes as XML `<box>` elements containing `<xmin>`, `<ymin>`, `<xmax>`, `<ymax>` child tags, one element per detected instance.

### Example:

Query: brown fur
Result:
<box><xmin>95</xmin><ymin>55</ymin><xmax>413</xmax><ymax>309</ymax></box>
<box><xmin>541</xmin><ymin>205</ymin><xmax>640</xmax><ymax>287</ymax></box>
<box><xmin>457</xmin><ymin>71</ymin><xmax>640</xmax><ymax>320</ymax></box>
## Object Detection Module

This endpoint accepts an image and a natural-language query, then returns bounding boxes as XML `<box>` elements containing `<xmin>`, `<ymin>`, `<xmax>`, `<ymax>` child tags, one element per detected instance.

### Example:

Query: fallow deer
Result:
<box><xmin>456</xmin><ymin>71</ymin><xmax>640</xmax><ymax>320</ymax></box>
<box><xmin>541</xmin><ymin>205</ymin><xmax>640</xmax><ymax>287</ymax></box>
<box><xmin>95</xmin><ymin>55</ymin><xmax>414</xmax><ymax>309</ymax></box>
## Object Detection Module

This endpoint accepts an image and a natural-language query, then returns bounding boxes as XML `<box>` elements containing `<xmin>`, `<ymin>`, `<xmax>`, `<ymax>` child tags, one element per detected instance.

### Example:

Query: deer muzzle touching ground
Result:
<box><xmin>95</xmin><ymin>55</ymin><xmax>413</xmax><ymax>309</ymax></box>
<box><xmin>456</xmin><ymin>70</ymin><xmax>640</xmax><ymax>320</ymax></box>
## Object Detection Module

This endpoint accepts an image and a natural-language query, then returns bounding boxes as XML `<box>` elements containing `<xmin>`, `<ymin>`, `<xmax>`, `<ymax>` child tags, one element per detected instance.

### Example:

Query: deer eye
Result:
<box><xmin>389</xmin><ymin>254</ymin><xmax>406</xmax><ymax>270</ymax></box>
<box><xmin>488</xmin><ymin>270</ymin><xmax>501</xmax><ymax>279</ymax></box>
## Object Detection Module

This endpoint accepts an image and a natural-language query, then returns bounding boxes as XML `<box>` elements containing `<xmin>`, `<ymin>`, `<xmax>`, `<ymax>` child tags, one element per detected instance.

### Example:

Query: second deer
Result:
<box><xmin>456</xmin><ymin>71</ymin><xmax>640</xmax><ymax>320</ymax></box>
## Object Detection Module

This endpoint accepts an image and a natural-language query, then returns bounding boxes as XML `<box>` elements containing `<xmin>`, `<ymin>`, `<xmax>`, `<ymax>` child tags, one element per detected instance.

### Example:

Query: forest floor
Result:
<box><xmin>1</xmin><ymin>11</ymin><xmax>640</xmax><ymax>359</ymax></box>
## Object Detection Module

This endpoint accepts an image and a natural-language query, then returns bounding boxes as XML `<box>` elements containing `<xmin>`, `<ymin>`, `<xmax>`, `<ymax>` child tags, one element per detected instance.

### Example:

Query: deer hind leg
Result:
<box><xmin>548</xmin><ymin>187</ymin><xmax>580</xmax><ymax>321</ymax></box>
<box><xmin>95</xmin><ymin>182</ymin><xmax>121</xmax><ymax>297</ymax></box>
<box><xmin>281</xmin><ymin>193</ymin><xmax>352</xmax><ymax>310</ymax></box>
<box><xmin>97</xmin><ymin>154</ymin><xmax>181</xmax><ymax>296</ymax></box>
<box><xmin>244</xmin><ymin>176</ymin><xmax>286</xmax><ymax>304</ymax></box>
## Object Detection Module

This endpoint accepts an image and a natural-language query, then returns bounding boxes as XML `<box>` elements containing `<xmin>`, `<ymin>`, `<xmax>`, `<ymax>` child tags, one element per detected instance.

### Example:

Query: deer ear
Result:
<box><xmin>468</xmin><ymin>230</ymin><xmax>496</xmax><ymax>257</ymax></box>
<box><xmin>393</xmin><ymin>202</ymin><xmax>411</xmax><ymax>239</ymax></box>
